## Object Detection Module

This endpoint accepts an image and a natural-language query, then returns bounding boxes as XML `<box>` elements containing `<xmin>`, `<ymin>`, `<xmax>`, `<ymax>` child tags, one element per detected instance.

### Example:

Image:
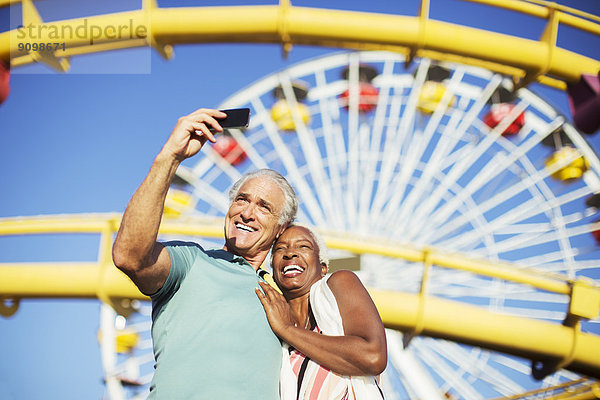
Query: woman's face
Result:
<box><xmin>271</xmin><ymin>226</ymin><xmax>327</xmax><ymax>298</ymax></box>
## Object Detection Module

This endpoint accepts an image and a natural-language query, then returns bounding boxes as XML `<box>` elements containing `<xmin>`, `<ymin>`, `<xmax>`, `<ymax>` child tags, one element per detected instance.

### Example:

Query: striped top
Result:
<box><xmin>288</xmin><ymin>322</ymin><xmax>354</xmax><ymax>400</ymax></box>
<box><xmin>279</xmin><ymin>278</ymin><xmax>385</xmax><ymax>400</ymax></box>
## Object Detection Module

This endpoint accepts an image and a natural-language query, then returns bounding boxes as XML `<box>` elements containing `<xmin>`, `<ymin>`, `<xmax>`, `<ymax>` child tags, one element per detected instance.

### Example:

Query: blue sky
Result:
<box><xmin>0</xmin><ymin>1</ymin><xmax>599</xmax><ymax>399</ymax></box>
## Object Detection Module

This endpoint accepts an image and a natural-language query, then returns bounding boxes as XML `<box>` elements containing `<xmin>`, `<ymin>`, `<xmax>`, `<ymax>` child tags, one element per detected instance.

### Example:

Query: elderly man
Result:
<box><xmin>112</xmin><ymin>108</ymin><xmax>298</xmax><ymax>399</ymax></box>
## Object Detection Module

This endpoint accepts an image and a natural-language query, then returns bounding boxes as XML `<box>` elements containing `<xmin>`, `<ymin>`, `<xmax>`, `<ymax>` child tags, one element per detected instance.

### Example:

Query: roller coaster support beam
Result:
<box><xmin>1</xmin><ymin>3</ymin><xmax>599</xmax><ymax>89</ymax></box>
<box><xmin>493</xmin><ymin>378</ymin><xmax>600</xmax><ymax>400</ymax></box>
<box><xmin>371</xmin><ymin>290</ymin><xmax>600</xmax><ymax>380</ymax></box>
<box><xmin>0</xmin><ymin>262</ymin><xmax>599</xmax><ymax>378</ymax></box>
<box><xmin>1</xmin><ymin>214</ymin><xmax>599</xmax><ymax>378</ymax></box>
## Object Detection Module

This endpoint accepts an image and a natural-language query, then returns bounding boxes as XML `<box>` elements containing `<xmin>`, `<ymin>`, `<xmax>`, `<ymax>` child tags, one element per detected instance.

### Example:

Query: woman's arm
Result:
<box><xmin>256</xmin><ymin>270</ymin><xmax>387</xmax><ymax>376</ymax></box>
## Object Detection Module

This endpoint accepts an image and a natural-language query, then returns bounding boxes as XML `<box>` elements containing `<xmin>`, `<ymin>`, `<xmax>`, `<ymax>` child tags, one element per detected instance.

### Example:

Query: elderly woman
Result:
<box><xmin>255</xmin><ymin>224</ymin><xmax>387</xmax><ymax>400</ymax></box>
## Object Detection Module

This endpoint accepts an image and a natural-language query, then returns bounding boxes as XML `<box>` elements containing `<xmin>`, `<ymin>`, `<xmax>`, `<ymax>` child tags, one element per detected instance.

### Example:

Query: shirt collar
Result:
<box><xmin>207</xmin><ymin>248</ymin><xmax>257</xmax><ymax>269</ymax></box>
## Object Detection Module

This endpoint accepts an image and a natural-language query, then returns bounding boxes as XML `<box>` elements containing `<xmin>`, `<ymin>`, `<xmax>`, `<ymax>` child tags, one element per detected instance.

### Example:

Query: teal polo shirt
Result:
<box><xmin>148</xmin><ymin>241</ymin><xmax>281</xmax><ymax>399</ymax></box>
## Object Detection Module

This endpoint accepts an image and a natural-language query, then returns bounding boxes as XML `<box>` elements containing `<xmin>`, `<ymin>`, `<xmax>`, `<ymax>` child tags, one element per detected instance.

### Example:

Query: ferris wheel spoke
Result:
<box><xmin>189</xmin><ymin>157</ymin><xmax>217</xmax><ymax>180</ymax></box>
<box><xmin>394</xmin><ymin>147</ymin><xmax>499</xmax><ymax>241</ymax></box>
<box><xmin>415</xmin><ymin>341</ymin><xmax>485</xmax><ymax>400</ymax></box>
<box><xmin>380</xmin><ymin>94</ymin><xmax>459</xmax><ymax>229</ymax></box>
<box><xmin>564</xmin><ymin>259</ymin><xmax>600</xmax><ymax>275</ymax></box>
<box><xmin>358</xmin><ymin>61</ymin><xmax>396</xmax><ymax>228</ymax></box>
<box><xmin>429</xmin><ymin>278</ymin><xmax>568</xmax><ymax>312</ymax></box>
<box><xmin>499</xmin><ymin>306</ymin><xmax>568</xmax><ymax>321</ymax></box>
<box><xmin>426</xmin><ymin>167</ymin><xmax>590</xmax><ymax>249</ymax></box>
<box><xmin>473</xmin><ymin>222</ymin><xmax>595</xmax><ymax>263</ymax></box>
<box><xmin>387</xmin><ymin>71</ymin><xmax>487</xmax><ymax>232</ymax></box>
<box><xmin>404</xmin><ymin>101</ymin><xmax>537</xmax><ymax>240</ymax></box>
<box><xmin>387</xmin><ymin>166</ymin><xmax>494</xmax><ymax>251</ymax></box>
<box><xmin>311</xmin><ymin>71</ymin><xmax>347</xmax><ymax>230</ymax></box>
<box><xmin>423</xmin><ymin>143</ymin><xmax>570</xmax><ymax>247</ymax></box>
<box><xmin>250</xmin><ymin>96</ymin><xmax>326</xmax><ymax>225</ymax></box>
<box><xmin>519</xmin><ymin>250</ymin><xmax>584</xmax><ymax>268</ymax></box>
<box><xmin>386</xmin><ymin>331</ymin><xmax>446</xmax><ymax>400</ymax></box>
<box><xmin>406</xmin><ymin>146</ymin><xmax>529</xmax><ymax>242</ymax></box>
<box><xmin>371</xmin><ymin>59</ymin><xmax>429</xmax><ymax>222</ymax></box>
<box><xmin>343</xmin><ymin>53</ymin><xmax>363</xmax><ymax>227</ymax></box>
<box><xmin>428</xmin><ymin>341</ymin><xmax>525</xmax><ymax>395</ymax></box>
<box><xmin>433</xmin><ymin>174</ymin><xmax>591</xmax><ymax>258</ymax></box>
<box><xmin>113</xmin><ymin>353</ymin><xmax>154</xmax><ymax>378</ymax></box>
<box><xmin>204</xmin><ymin>148</ymin><xmax>243</xmax><ymax>180</ymax></box>
<box><xmin>433</xmin><ymin>196</ymin><xmax>551</xmax><ymax>252</ymax></box>
<box><xmin>383</xmin><ymin>129</ymin><xmax>426</xmax><ymax>227</ymax></box>
<box><xmin>279</xmin><ymin>74</ymin><xmax>336</xmax><ymax>226</ymax></box>
<box><xmin>188</xmin><ymin>180</ymin><xmax>230</xmax><ymax>215</ymax></box>
<box><xmin>229</xmin><ymin>128</ymin><xmax>269</xmax><ymax>169</ymax></box>
<box><xmin>437</xmin><ymin>212</ymin><xmax>555</xmax><ymax>261</ymax></box>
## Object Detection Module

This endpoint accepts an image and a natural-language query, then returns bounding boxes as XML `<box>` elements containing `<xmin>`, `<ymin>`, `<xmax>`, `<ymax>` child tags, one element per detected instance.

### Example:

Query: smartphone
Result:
<box><xmin>213</xmin><ymin>108</ymin><xmax>250</xmax><ymax>131</ymax></box>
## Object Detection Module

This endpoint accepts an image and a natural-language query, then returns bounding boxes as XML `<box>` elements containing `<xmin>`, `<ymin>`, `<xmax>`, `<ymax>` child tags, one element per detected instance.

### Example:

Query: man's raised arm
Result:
<box><xmin>112</xmin><ymin>108</ymin><xmax>226</xmax><ymax>295</ymax></box>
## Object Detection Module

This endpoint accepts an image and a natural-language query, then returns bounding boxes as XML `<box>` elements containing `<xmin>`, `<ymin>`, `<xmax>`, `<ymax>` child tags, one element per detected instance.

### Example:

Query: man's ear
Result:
<box><xmin>321</xmin><ymin>263</ymin><xmax>328</xmax><ymax>277</ymax></box>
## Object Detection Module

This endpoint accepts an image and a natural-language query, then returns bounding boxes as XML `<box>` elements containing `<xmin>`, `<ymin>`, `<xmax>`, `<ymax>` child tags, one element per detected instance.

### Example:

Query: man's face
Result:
<box><xmin>224</xmin><ymin>177</ymin><xmax>286</xmax><ymax>259</ymax></box>
<box><xmin>271</xmin><ymin>225</ymin><xmax>326</xmax><ymax>298</ymax></box>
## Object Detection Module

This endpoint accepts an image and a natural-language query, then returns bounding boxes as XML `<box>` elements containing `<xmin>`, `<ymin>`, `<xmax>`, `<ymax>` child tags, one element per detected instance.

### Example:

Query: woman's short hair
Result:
<box><xmin>228</xmin><ymin>169</ymin><xmax>298</xmax><ymax>226</ymax></box>
<box><xmin>283</xmin><ymin>223</ymin><xmax>329</xmax><ymax>267</ymax></box>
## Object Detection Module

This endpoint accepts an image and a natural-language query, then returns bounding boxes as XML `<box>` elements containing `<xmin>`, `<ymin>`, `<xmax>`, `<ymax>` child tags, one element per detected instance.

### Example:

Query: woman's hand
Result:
<box><xmin>255</xmin><ymin>281</ymin><xmax>297</xmax><ymax>338</ymax></box>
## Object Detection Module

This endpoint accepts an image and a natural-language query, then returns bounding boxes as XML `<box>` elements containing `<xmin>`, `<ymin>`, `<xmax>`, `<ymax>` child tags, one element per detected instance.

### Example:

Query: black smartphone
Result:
<box><xmin>214</xmin><ymin>108</ymin><xmax>250</xmax><ymax>130</ymax></box>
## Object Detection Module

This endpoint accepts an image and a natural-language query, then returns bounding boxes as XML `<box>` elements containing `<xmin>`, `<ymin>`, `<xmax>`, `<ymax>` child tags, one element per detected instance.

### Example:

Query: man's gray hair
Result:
<box><xmin>287</xmin><ymin>223</ymin><xmax>329</xmax><ymax>267</ymax></box>
<box><xmin>228</xmin><ymin>169</ymin><xmax>298</xmax><ymax>226</ymax></box>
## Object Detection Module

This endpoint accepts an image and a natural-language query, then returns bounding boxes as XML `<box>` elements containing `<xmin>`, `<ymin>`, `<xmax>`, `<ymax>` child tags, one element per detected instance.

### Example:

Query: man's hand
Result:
<box><xmin>255</xmin><ymin>281</ymin><xmax>297</xmax><ymax>338</ymax></box>
<box><xmin>161</xmin><ymin>108</ymin><xmax>227</xmax><ymax>162</ymax></box>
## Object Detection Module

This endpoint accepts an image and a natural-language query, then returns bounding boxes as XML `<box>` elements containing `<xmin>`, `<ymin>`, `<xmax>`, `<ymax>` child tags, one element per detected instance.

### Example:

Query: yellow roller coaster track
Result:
<box><xmin>493</xmin><ymin>378</ymin><xmax>600</xmax><ymax>400</ymax></box>
<box><xmin>0</xmin><ymin>213</ymin><xmax>599</xmax><ymax>380</ymax></box>
<box><xmin>1</xmin><ymin>0</ymin><xmax>599</xmax><ymax>89</ymax></box>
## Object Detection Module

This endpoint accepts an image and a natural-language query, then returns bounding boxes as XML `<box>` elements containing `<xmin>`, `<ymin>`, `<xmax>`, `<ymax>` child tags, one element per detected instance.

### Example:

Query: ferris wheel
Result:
<box><xmin>1</xmin><ymin>0</ymin><xmax>600</xmax><ymax>399</ymax></box>
<box><xmin>97</xmin><ymin>50</ymin><xmax>600</xmax><ymax>399</ymax></box>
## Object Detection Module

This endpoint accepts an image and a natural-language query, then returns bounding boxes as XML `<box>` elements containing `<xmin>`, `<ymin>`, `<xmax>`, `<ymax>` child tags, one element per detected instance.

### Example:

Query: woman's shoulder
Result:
<box><xmin>326</xmin><ymin>270</ymin><xmax>365</xmax><ymax>294</ymax></box>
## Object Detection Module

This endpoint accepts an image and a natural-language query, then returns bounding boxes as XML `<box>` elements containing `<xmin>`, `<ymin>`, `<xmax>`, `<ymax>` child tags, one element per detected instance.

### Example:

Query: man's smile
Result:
<box><xmin>235</xmin><ymin>222</ymin><xmax>257</xmax><ymax>233</ymax></box>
